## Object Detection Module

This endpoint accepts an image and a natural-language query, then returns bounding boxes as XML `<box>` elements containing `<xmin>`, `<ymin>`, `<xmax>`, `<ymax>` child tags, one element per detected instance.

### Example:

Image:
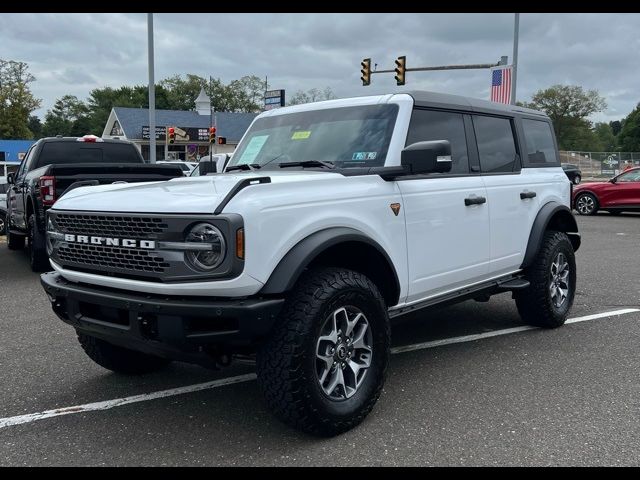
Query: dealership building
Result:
<box><xmin>101</xmin><ymin>89</ymin><xmax>258</xmax><ymax>161</ymax></box>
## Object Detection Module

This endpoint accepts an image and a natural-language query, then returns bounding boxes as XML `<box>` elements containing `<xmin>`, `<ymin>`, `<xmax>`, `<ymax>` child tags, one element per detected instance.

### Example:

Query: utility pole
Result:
<box><xmin>147</xmin><ymin>13</ymin><xmax>156</xmax><ymax>163</ymax></box>
<box><xmin>511</xmin><ymin>13</ymin><xmax>520</xmax><ymax>105</ymax></box>
<box><xmin>209</xmin><ymin>75</ymin><xmax>213</xmax><ymax>158</ymax></box>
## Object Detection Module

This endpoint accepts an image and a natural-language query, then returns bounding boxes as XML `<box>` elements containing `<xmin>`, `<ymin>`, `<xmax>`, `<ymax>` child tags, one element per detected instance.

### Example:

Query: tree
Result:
<box><xmin>288</xmin><ymin>87</ymin><xmax>337</xmax><ymax>106</ymax></box>
<box><xmin>524</xmin><ymin>85</ymin><xmax>606</xmax><ymax>150</ymax></box>
<box><xmin>593</xmin><ymin>122</ymin><xmax>617</xmax><ymax>151</ymax></box>
<box><xmin>609</xmin><ymin>120</ymin><xmax>622</xmax><ymax>136</ymax></box>
<box><xmin>0</xmin><ymin>59</ymin><xmax>42</xmax><ymax>139</ymax></box>
<box><xmin>42</xmin><ymin>95</ymin><xmax>90</xmax><ymax>137</ymax></box>
<box><xmin>617</xmin><ymin>103</ymin><xmax>640</xmax><ymax>152</ymax></box>
<box><xmin>28</xmin><ymin>115</ymin><xmax>43</xmax><ymax>139</ymax></box>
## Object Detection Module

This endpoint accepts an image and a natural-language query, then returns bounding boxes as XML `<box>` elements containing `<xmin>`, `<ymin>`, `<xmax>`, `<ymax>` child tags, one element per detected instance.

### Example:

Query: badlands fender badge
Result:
<box><xmin>390</xmin><ymin>203</ymin><xmax>401</xmax><ymax>216</ymax></box>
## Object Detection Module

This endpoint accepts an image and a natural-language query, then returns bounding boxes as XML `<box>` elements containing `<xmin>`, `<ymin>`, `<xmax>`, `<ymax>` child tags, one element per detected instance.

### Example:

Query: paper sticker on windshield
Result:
<box><xmin>237</xmin><ymin>135</ymin><xmax>269</xmax><ymax>164</ymax></box>
<box><xmin>352</xmin><ymin>152</ymin><xmax>377</xmax><ymax>161</ymax></box>
<box><xmin>291</xmin><ymin>131</ymin><xmax>311</xmax><ymax>140</ymax></box>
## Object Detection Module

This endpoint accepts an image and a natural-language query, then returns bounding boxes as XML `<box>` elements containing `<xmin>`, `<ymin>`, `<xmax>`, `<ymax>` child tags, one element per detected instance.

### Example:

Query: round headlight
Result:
<box><xmin>185</xmin><ymin>223</ymin><xmax>226</xmax><ymax>271</ymax></box>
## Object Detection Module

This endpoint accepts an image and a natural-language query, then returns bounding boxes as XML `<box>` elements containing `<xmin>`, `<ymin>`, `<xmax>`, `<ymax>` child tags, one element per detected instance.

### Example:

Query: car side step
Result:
<box><xmin>497</xmin><ymin>278</ymin><xmax>530</xmax><ymax>291</ymax></box>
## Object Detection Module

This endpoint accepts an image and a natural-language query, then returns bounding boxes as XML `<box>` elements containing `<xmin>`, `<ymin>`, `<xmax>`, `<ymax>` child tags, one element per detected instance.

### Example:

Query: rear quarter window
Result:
<box><xmin>522</xmin><ymin>119</ymin><xmax>559</xmax><ymax>166</ymax></box>
<box><xmin>36</xmin><ymin>142</ymin><xmax>143</xmax><ymax>168</ymax></box>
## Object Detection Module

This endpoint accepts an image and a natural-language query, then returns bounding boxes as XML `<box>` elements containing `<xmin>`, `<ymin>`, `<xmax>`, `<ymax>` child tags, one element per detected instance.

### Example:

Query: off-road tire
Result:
<box><xmin>28</xmin><ymin>214</ymin><xmax>50</xmax><ymax>272</ymax></box>
<box><xmin>515</xmin><ymin>231</ymin><xmax>576</xmax><ymax>328</ymax></box>
<box><xmin>77</xmin><ymin>333</ymin><xmax>171</xmax><ymax>374</ymax></box>
<box><xmin>6</xmin><ymin>221</ymin><xmax>25</xmax><ymax>250</ymax></box>
<box><xmin>256</xmin><ymin>268</ymin><xmax>390</xmax><ymax>436</ymax></box>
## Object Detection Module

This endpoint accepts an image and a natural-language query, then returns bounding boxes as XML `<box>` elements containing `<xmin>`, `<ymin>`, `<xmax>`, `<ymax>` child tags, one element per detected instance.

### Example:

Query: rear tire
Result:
<box><xmin>77</xmin><ymin>333</ymin><xmax>171</xmax><ymax>374</ymax></box>
<box><xmin>28</xmin><ymin>214</ymin><xmax>50</xmax><ymax>272</ymax></box>
<box><xmin>256</xmin><ymin>268</ymin><xmax>390</xmax><ymax>436</ymax></box>
<box><xmin>515</xmin><ymin>231</ymin><xmax>576</xmax><ymax>328</ymax></box>
<box><xmin>575</xmin><ymin>192</ymin><xmax>598</xmax><ymax>215</ymax></box>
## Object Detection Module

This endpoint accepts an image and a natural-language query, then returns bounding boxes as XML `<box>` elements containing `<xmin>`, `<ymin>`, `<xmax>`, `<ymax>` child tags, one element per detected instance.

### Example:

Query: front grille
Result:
<box><xmin>57</xmin><ymin>243</ymin><xmax>170</xmax><ymax>273</ymax></box>
<box><xmin>53</xmin><ymin>214</ymin><xmax>168</xmax><ymax>239</ymax></box>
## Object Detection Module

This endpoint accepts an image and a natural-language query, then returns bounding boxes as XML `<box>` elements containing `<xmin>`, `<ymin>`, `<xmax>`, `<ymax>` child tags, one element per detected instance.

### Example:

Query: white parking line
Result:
<box><xmin>0</xmin><ymin>308</ymin><xmax>638</xmax><ymax>430</ymax></box>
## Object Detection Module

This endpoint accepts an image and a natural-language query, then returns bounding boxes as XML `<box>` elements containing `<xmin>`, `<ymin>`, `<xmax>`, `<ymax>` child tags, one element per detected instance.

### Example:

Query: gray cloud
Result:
<box><xmin>1</xmin><ymin>13</ymin><xmax>637</xmax><ymax>123</ymax></box>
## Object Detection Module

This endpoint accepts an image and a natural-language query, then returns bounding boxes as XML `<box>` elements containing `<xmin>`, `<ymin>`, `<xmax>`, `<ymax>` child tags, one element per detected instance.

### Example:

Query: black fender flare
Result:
<box><xmin>521</xmin><ymin>201</ymin><xmax>581</xmax><ymax>269</ymax></box>
<box><xmin>260</xmin><ymin>227</ymin><xmax>400</xmax><ymax>300</ymax></box>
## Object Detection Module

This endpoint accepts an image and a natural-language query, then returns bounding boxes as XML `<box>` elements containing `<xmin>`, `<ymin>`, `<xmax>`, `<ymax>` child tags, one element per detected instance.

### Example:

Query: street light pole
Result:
<box><xmin>147</xmin><ymin>13</ymin><xmax>156</xmax><ymax>163</ymax></box>
<box><xmin>511</xmin><ymin>13</ymin><xmax>520</xmax><ymax>105</ymax></box>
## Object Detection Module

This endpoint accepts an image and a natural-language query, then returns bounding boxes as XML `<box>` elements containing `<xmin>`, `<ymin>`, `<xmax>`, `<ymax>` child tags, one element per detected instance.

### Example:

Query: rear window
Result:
<box><xmin>36</xmin><ymin>142</ymin><xmax>143</xmax><ymax>168</ymax></box>
<box><xmin>522</xmin><ymin>119</ymin><xmax>558</xmax><ymax>165</ymax></box>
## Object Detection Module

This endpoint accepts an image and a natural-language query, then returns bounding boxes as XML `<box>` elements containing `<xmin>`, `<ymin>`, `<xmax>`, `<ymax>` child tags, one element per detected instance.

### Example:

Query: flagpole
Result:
<box><xmin>511</xmin><ymin>13</ymin><xmax>520</xmax><ymax>105</ymax></box>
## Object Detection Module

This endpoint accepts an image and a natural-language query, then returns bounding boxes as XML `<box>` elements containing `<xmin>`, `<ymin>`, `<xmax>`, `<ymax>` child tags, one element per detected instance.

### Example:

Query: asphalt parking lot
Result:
<box><xmin>1</xmin><ymin>213</ymin><xmax>639</xmax><ymax>466</ymax></box>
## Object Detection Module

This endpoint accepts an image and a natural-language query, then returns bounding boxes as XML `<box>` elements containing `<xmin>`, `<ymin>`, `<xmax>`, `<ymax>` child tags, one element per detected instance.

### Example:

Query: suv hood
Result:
<box><xmin>52</xmin><ymin>171</ymin><xmax>341</xmax><ymax>214</ymax></box>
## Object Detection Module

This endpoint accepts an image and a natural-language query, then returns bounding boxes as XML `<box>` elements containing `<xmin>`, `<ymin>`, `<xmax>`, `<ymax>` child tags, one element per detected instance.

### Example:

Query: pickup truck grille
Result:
<box><xmin>57</xmin><ymin>243</ymin><xmax>170</xmax><ymax>273</ymax></box>
<box><xmin>53</xmin><ymin>214</ymin><xmax>168</xmax><ymax>240</ymax></box>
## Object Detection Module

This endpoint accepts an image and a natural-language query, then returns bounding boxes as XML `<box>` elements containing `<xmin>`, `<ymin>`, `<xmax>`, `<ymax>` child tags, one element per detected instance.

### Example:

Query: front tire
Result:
<box><xmin>257</xmin><ymin>268</ymin><xmax>390</xmax><ymax>436</ymax></box>
<box><xmin>6</xmin><ymin>221</ymin><xmax>25</xmax><ymax>250</ymax></box>
<box><xmin>515</xmin><ymin>231</ymin><xmax>576</xmax><ymax>328</ymax></box>
<box><xmin>575</xmin><ymin>192</ymin><xmax>598</xmax><ymax>215</ymax></box>
<box><xmin>28</xmin><ymin>214</ymin><xmax>51</xmax><ymax>272</ymax></box>
<box><xmin>77</xmin><ymin>333</ymin><xmax>171</xmax><ymax>374</ymax></box>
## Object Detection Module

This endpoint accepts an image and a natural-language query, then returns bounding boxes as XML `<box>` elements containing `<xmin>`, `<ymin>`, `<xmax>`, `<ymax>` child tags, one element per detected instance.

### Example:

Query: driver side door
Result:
<box><xmin>612</xmin><ymin>169</ymin><xmax>640</xmax><ymax>207</ymax></box>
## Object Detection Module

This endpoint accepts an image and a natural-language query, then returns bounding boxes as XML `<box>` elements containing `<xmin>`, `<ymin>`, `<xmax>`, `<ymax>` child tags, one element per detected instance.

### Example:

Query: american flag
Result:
<box><xmin>490</xmin><ymin>66</ymin><xmax>512</xmax><ymax>104</ymax></box>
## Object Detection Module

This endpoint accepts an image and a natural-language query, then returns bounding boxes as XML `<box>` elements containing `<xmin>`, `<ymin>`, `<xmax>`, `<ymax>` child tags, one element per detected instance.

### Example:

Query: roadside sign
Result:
<box><xmin>264</xmin><ymin>89</ymin><xmax>285</xmax><ymax>111</ymax></box>
<box><xmin>601</xmin><ymin>154</ymin><xmax>619</xmax><ymax>176</ymax></box>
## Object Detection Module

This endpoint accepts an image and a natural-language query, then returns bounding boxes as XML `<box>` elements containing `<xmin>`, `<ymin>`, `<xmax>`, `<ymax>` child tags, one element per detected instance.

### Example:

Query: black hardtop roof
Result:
<box><xmin>407</xmin><ymin>90</ymin><xmax>548</xmax><ymax>119</ymax></box>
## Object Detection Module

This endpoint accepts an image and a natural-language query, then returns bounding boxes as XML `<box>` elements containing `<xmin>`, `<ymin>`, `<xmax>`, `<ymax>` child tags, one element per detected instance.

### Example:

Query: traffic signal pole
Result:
<box><xmin>362</xmin><ymin>56</ymin><xmax>508</xmax><ymax>86</ymax></box>
<box><xmin>147</xmin><ymin>13</ymin><xmax>156</xmax><ymax>163</ymax></box>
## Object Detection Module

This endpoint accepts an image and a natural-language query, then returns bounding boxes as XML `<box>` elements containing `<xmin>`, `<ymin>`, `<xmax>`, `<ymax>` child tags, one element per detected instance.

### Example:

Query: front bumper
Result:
<box><xmin>41</xmin><ymin>272</ymin><xmax>284</xmax><ymax>364</ymax></box>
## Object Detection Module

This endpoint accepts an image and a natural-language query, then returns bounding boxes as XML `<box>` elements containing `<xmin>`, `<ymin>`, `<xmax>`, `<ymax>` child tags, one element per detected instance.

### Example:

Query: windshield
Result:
<box><xmin>227</xmin><ymin>104</ymin><xmax>398</xmax><ymax>170</ymax></box>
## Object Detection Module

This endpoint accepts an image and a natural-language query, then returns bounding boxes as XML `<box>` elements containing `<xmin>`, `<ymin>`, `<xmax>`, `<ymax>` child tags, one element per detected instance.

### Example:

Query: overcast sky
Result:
<box><xmin>2</xmin><ymin>13</ymin><xmax>638</xmax><ymax>123</ymax></box>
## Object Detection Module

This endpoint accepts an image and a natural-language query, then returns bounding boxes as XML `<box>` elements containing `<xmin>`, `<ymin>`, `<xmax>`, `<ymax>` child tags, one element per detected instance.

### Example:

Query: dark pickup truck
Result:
<box><xmin>6</xmin><ymin>135</ymin><xmax>184</xmax><ymax>271</ymax></box>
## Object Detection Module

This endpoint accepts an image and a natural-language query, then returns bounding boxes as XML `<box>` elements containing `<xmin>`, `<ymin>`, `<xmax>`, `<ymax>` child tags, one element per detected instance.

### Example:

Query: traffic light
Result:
<box><xmin>209</xmin><ymin>127</ymin><xmax>216</xmax><ymax>144</ymax></box>
<box><xmin>360</xmin><ymin>58</ymin><xmax>371</xmax><ymax>86</ymax></box>
<box><xmin>394</xmin><ymin>56</ymin><xmax>406</xmax><ymax>86</ymax></box>
<box><xmin>168</xmin><ymin>127</ymin><xmax>175</xmax><ymax>144</ymax></box>
<box><xmin>217</xmin><ymin>136</ymin><xmax>227</xmax><ymax>145</ymax></box>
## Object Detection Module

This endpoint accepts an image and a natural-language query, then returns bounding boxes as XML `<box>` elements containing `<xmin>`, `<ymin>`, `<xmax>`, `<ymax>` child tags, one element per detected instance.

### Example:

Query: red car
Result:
<box><xmin>573</xmin><ymin>167</ymin><xmax>640</xmax><ymax>215</ymax></box>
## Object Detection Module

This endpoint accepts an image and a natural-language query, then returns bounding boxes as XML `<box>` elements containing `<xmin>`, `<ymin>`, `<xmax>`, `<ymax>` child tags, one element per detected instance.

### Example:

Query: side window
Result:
<box><xmin>16</xmin><ymin>146</ymin><xmax>34</xmax><ymax>179</ymax></box>
<box><xmin>472</xmin><ymin>115</ymin><xmax>518</xmax><ymax>173</ymax></box>
<box><xmin>405</xmin><ymin>109</ymin><xmax>469</xmax><ymax>174</ymax></box>
<box><xmin>617</xmin><ymin>170</ymin><xmax>640</xmax><ymax>182</ymax></box>
<box><xmin>522</xmin><ymin>119</ymin><xmax>558</xmax><ymax>165</ymax></box>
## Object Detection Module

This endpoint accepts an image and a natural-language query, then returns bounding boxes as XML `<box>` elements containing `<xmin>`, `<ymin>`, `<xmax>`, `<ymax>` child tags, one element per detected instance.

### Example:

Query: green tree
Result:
<box><xmin>28</xmin><ymin>115</ymin><xmax>43</xmax><ymax>139</ymax></box>
<box><xmin>288</xmin><ymin>87</ymin><xmax>337</xmax><ymax>106</ymax></box>
<box><xmin>42</xmin><ymin>95</ymin><xmax>90</xmax><ymax>137</ymax></box>
<box><xmin>609</xmin><ymin>120</ymin><xmax>622</xmax><ymax>136</ymax></box>
<box><xmin>617</xmin><ymin>103</ymin><xmax>640</xmax><ymax>152</ymax></box>
<box><xmin>524</xmin><ymin>85</ymin><xmax>606</xmax><ymax>150</ymax></box>
<box><xmin>593</xmin><ymin>122</ymin><xmax>617</xmax><ymax>151</ymax></box>
<box><xmin>0</xmin><ymin>59</ymin><xmax>42</xmax><ymax>139</ymax></box>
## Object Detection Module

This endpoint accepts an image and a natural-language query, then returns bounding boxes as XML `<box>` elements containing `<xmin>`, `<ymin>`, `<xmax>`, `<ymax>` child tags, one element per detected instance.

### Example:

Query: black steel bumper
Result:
<box><xmin>41</xmin><ymin>272</ymin><xmax>284</xmax><ymax>363</ymax></box>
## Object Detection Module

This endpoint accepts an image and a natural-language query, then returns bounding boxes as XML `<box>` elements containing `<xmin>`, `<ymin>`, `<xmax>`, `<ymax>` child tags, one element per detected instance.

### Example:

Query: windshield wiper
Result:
<box><xmin>278</xmin><ymin>160</ymin><xmax>335</xmax><ymax>169</ymax></box>
<box><xmin>225</xmin><ymin>163</ymin><xmax>261</xmax><ymax>172</ymax></box>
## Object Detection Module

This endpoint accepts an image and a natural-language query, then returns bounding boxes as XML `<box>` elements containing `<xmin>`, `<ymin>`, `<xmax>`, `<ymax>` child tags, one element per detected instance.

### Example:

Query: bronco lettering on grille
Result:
<box><xmin>63</xmin><ymin>234</ymin><xmax>156</xmax><ymax>250</ymax></box>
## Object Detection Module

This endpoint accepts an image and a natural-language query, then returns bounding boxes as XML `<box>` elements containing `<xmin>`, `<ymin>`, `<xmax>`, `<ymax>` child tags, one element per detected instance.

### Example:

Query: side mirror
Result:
<box><xmin>609</xmin><ymin>177</ymin><xmax>617</xmax><ymax>184</ymax></box>
<box><xmin>7</xmin><ymin>173</ymin><xmax>14</xmax><ymax>185</ymax></box>
<box><xmin>401</xmin><ymin>140</ymin><xmax>452</xmax><ymax>175</ymax></box>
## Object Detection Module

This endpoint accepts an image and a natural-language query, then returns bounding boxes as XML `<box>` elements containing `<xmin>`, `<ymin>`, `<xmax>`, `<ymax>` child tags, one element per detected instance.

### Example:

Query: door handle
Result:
<box><xmin>464</xmin><ymin>196</ymin><xmax>487</xmax><ymax>206</ymax></box>
<box><xmin>520</xmin><ymin>191</ymin><xmax>537</xmax><ymax>200</ymax></box>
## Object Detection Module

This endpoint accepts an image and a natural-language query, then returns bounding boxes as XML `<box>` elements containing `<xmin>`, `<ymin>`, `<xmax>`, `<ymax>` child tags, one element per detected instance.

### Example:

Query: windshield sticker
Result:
<box><xmin>352</xmin><ymin>152</ymin><xmax>377</xmax><ymax>161</ymax></box>
<box><xmin>237</xmin><ymin>135</ymin><xmax>269</xmax><ymax>164</ymax></box>
<box><xmin>291</xmin><ymin>131</ymin><xmax>311</xmax><ymax>140</ymax></box>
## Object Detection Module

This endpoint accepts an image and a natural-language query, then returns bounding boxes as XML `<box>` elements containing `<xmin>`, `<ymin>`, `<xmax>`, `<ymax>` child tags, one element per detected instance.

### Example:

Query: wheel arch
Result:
<box><xmin>521</xmin><ymin>202</ymin><xmax>581</xmax><ymax>269</ymax></box>
<box><xmin>260</xmin><ymin>227</ymin><xmax>401</xmax><ymax>307</ymax></box>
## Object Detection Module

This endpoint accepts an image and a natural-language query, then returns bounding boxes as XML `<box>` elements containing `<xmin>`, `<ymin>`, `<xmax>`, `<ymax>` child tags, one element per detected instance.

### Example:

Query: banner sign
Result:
<box><xmin>264</xmin><ymin>89</ymin><xmax>285</xmax><ymax>111</ymax></box>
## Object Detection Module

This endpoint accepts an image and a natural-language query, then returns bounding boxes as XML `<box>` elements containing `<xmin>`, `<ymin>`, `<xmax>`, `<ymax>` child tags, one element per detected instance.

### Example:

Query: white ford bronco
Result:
<box><xmin>41</xmin><ymin>91</ymin><xmax>580</xmax><ymax>436</ymax></box>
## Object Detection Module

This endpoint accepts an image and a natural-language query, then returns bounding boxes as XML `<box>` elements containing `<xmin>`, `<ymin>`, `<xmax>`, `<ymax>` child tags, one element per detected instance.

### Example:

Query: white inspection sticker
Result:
<box><xmin>237</xmin><ymin>135</ymin><xmax>269</xmax><ymax>164</ymax></box>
